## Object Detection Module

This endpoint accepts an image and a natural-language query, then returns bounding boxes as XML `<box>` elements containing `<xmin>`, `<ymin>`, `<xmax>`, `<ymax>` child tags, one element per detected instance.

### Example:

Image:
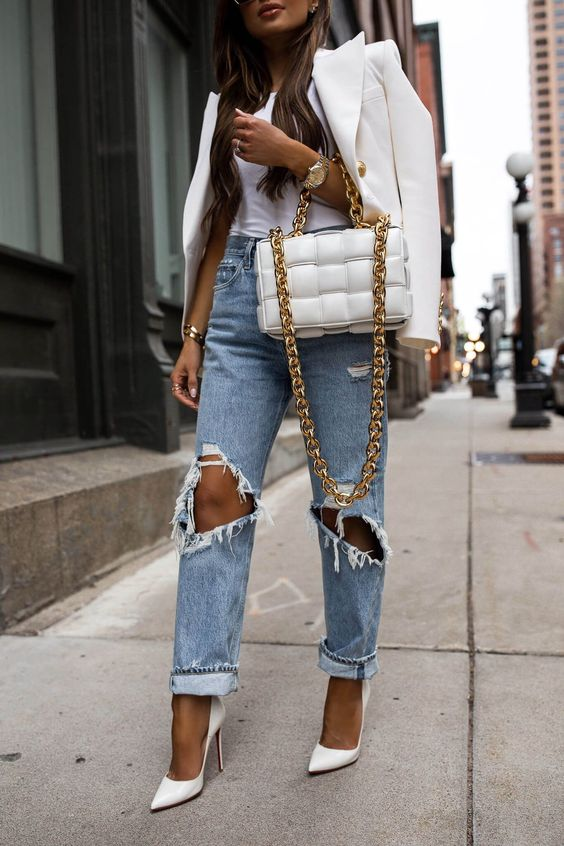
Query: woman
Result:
<box><xmin>151</xmin><ymin>0</ymin><xmax>441</xmax><ymax>812</ymax></box>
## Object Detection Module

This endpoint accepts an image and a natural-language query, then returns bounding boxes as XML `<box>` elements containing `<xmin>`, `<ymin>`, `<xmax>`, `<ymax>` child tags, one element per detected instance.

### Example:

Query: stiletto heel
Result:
<box><xmin>150</xmin><ymin>695</ymin><xmax>226</xmax><ymax>812</ymax></box>
<box><xmin>215</xmin><ymin>726</ymin><xmax>224</xmax><ymax>772</ymax></box>
<box><xmin>308</xmin><ymin>678</ymin><xmax>370</xmax><ymax>775</ymax></box>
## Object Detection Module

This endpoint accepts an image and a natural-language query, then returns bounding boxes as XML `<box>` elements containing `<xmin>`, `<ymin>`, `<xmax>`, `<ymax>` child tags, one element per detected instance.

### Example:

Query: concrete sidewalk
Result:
<box><xmin>2</xmin><ymin>380</ymin><xmax>563</xmax><ymax>845</ymax></box>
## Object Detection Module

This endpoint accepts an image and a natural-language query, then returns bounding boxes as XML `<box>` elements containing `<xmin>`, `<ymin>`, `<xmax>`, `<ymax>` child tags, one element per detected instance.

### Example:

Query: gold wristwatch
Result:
<box><xmin>302</xmin><ymin>154</ymin><xmax>330</xmax><ymax>190</ymax></box>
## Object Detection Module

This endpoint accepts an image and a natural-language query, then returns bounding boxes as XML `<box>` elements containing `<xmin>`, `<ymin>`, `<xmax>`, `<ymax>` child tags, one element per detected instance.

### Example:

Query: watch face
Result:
<box><xmin>308</xmin><ymin>165</ymin><xmax>325</xmax><ymax>186</ymax></box>
<box><xmin>306</xmin><ymin>160</ymin><xmax>327</xmax><ymax>187</ymax></box>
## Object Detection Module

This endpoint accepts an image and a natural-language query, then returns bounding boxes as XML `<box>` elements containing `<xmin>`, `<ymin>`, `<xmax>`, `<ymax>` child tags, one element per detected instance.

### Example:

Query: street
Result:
<box><xmin>2</xmin><ymin>381</ymin><xmax>563</xmax><ymax>846</ymax></box>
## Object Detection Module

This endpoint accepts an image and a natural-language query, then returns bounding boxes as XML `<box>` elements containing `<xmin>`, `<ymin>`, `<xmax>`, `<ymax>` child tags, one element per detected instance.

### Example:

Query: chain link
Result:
<box><xmin>269</xmin><ymin>153</ymin><xmax>390</xmax><ymax>508</ymax></box>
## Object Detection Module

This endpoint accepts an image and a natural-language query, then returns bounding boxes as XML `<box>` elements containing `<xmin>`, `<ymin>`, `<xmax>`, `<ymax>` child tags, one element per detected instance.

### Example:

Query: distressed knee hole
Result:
<box><xmin>170</xmin><ymin>445</ymin><xmax>274</xmax><ymax>557</ymax></box>
<box><xmin>305</xmin><ymin>503</ymin><xmax>392</xmax><ymax>573</ymax></box>
<box><xmin>195</xmin><ymin>454</ymin><xmax>255</xmax><ymax>532</ymax></box>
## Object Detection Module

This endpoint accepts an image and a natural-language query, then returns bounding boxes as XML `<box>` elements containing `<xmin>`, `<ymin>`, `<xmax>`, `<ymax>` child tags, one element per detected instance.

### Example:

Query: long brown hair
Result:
<box><xmin>202</xmin><ymin>0</ymin><xmax>332</xmax><ymax>233</ymax></box>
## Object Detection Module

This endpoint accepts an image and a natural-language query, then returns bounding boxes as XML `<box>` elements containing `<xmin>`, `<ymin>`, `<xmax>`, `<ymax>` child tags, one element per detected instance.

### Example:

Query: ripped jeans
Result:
<box><xmin>169</xmin><ymin>229</ymin><xmax>392</xmax><ymax>696</ymax></box>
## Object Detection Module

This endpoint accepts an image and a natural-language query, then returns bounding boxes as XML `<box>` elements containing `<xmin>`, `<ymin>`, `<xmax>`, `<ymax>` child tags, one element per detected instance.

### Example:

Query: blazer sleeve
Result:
<box><xmin>180</xmin><ymin>91</ymin><xmax>219</xmax><ymax>341</ymax></box>
<box><xmin>382</xmin><ymin>39</ymin><xmax>442</xmax><ymax>350</ymax></box>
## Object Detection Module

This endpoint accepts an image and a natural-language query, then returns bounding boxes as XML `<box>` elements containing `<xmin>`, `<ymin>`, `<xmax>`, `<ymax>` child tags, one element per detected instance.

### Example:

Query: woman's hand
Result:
<box><xmin>232</xmin><ymin>108</ymin><xmax>302</xmax><ymax>169</ymax></box>
<box><xmin>231</xmin><ymin>108</ymin><xmax>349</xmax><ymax>216</ymax></box>
<box><xmin>170</xmin><ymin>338</ymin><xmax>204</xmax><ymax>411</ymax></box>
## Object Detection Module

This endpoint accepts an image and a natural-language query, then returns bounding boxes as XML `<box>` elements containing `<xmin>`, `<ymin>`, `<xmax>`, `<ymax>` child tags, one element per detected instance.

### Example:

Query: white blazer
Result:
<box><xmin>180</xmin><ymin>31</ymin><xmax>442</xmax><ymax>350</ymax></box>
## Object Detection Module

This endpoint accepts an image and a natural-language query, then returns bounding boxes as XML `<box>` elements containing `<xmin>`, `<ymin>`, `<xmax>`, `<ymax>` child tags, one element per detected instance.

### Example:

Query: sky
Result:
<box><xmin>413</xmin><ymin>0</ymin><xmax>531</xmax><ymax>335</ymax></box>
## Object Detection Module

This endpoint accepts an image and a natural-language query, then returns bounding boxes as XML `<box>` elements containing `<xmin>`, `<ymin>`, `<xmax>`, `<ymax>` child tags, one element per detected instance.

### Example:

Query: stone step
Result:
<box><xmin>0</xmin><ymin>418</ymin><xmax>306</xmax><ymax>630</ymax></box>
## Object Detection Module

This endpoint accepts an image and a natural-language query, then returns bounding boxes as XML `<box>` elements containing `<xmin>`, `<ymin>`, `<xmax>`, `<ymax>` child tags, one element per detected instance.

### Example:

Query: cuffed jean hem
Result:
<box><xmin>169</xmin><ymin>670</ymin><xmax>239</xmax><ymax>696</ymax></box>
<box><xmin>317</xmin><ymin>635</ymin><xmax>380</xmax><ymax>680</ymax></box>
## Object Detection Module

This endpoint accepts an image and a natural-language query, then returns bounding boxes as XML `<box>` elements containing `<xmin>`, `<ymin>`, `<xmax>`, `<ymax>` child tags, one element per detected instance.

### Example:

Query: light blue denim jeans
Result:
<box><xmin>169</xmin><ymin>227</ymin><xmax>392</xmax><ymax>696</ymax></box>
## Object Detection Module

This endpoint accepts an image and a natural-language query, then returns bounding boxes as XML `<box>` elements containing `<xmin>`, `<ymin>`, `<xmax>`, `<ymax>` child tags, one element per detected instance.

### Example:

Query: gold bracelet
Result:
<box><xmin>182</xmin><ymin>322</ymin><xmax>206</xmax><ymax>345</ymax></box>
<box><xmin>183</xmin><ymin>321</ymin><xmax>206</xmax><ymax>337</ymax></box>
<box><xmin>183</xmin><ymin>330</ymin><xmax>206</xmax><ymax>348</ymax></box>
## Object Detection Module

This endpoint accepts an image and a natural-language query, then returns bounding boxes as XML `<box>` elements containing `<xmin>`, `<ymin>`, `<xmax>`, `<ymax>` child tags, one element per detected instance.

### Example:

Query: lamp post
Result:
<box><xmin>505</xmin><ymin>153</ymin><xmax>551</xmax><ymax>428</ymax></box>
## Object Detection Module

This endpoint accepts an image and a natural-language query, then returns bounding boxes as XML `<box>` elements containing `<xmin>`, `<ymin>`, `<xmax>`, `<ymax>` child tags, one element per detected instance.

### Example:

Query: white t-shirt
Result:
<box><xmin>229</xmin><ymin>80</ymin><xmax>350</xmax><ymax>238</ymax></box>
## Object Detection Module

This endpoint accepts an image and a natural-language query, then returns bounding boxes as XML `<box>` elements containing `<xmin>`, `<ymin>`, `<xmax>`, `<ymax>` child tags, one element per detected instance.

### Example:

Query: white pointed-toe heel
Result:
<box><xmin>151</xmin><ymin>695</ymin><xmax>226</xmax><ymax>812</ymax></box>
<box><xmin>308</xmin><ymin>678</ymin><xmax>370</xmax><ymax>775</ymax></box>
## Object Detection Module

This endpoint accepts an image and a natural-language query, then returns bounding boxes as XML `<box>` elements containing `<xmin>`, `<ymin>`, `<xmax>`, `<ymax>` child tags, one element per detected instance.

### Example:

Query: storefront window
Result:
<box><xmin>0</xmin><ymin>0</ymin><xmax>62</xmax><ymax>261</ymax></box>
<box><xmin>146</xmin><ymin>7</ymin><xmax>191</xmax><ymax>303</ymax></box>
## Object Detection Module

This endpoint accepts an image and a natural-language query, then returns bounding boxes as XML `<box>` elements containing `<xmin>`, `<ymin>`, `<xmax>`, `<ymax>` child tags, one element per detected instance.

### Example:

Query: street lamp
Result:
<box><xmin>505</xmin><ymin>152</ymin><xmax>551</xmax><ymax>428</ymax></box>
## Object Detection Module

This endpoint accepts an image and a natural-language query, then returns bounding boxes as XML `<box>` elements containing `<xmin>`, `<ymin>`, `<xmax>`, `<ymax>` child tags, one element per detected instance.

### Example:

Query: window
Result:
<box><xmin>537</xmin><ymin>51</ymin><xmax>548</xmax><ymax>58</ymax></box>
<box><xmin>0</xmin><ymin>0</ymin><xmax>62</xmax><ymax>261</ymax></box>
<box><xmin>146</xmin><ymin>7</ymin><xmax>191</xmax><ymax>303</ymax></box>
<box><xmin>537</xmin><ymin>63</ymin><xmax>549</xmax><ymax>70</ymax></box>
<box><xmin>538</xmin><ymin>113</ymin><xmax>550</xmax><ymax>120</ymax></box>
<box><xmin>541</xmin><ymin>164</ymin><xmax>552</xmax><ymax>170</ymax></box>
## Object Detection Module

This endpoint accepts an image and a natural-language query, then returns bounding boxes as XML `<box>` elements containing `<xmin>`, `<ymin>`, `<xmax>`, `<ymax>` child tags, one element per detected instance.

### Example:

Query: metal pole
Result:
<box><xmin>515</xmin><ymin>178</ymin><xmax>535</xmax><ymax>380</ymax></box>
<box><xmin>510</xmin><ymin>177</ymin><xmax>551</xmax><ymax>427</ymax></box>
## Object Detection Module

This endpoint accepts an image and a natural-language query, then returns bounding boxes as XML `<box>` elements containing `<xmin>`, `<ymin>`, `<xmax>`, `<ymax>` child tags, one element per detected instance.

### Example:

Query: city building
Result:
<box><xmin>528</xmin><ymin>0</ymin><xmax>564</xmax><ymax>345</ymax></box>
<box><xmin>414</xmin><ymin>20</ymin><xmax>456</xmax><ymax>391</ymax></box>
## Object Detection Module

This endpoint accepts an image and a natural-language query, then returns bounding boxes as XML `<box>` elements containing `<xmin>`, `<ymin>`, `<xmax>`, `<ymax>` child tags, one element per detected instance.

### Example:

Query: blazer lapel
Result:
<box><xmin>312</xmin><ymin>30</ymin><xmax>366</xmax><ymax>178</ymax></box>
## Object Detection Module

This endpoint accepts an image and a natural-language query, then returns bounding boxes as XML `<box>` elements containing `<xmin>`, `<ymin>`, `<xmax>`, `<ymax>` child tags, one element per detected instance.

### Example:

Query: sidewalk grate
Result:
<box><xmin>473</xmin><ymin>452</ymin><xmax>564</xmax><ymax>465</ymax></box>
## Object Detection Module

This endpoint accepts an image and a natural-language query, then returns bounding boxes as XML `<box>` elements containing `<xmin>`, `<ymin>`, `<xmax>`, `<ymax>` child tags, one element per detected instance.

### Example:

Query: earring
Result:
<box><xmin>308</xmin><ymin>6</ymin><xmax>318</xmax><ymax>16</ymax></box>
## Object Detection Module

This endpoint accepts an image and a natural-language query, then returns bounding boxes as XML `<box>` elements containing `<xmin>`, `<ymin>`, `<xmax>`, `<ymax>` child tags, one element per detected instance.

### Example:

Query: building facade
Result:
<box><xmin>1</xmin><ymin>0</ymin><xmax>218</xmax><ymax>458</ymax></box>
<box><xmin>414</xmin><ymin>21</ymin><xmax>456</xmax><ymax>391</ymax></box>
<box><xmin>528</xmin><ymin>0</ymin><xmax>564</xmax><ymax>345</ymax></box>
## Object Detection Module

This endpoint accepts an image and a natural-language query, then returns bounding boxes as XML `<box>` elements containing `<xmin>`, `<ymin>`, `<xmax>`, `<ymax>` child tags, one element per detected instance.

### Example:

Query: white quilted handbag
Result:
<box><xmin>253</xmin><ymin>153</ymin><xmax>411</xmax><ymax>507</ymax></box>
<box><xmin>255</xmin><ymin>224</ymin><xmax>411</xmax><ymax>337</ymax></box>
<box><xmin>255</xmin><ymin>158</ymin><xmax>412</xmax><ymax>339</ymax></box>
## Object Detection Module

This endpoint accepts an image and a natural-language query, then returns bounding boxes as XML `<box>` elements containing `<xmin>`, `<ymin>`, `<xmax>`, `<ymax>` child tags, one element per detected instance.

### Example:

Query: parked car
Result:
<box><xmin>551</xmin><ymin>338</ymin><xmax>564</xmax><ymax>415</ymax></box>
<box><xmin>532</xmin><ymin>347</ymin><xmax>557</xmax><ymax>407</ymax></box>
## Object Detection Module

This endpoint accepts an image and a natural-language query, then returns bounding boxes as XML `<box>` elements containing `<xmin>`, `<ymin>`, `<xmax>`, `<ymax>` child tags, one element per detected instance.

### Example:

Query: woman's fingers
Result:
<box><xmin>170</xmin><ymin>364</ymin><xmax>199</xmax><ymax>410</ymax></box>
<box><xmin>186</xmin><ymin>367</ymin><xmax>199</xmax><ymax>400</ymax></box>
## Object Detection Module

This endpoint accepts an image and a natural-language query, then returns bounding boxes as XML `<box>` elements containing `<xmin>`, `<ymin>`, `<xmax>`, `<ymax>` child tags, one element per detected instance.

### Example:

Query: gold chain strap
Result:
<box><xmin>268</xmin><ymin>153</ymin><xmax>391</xmax><ymax>507</ymax></box>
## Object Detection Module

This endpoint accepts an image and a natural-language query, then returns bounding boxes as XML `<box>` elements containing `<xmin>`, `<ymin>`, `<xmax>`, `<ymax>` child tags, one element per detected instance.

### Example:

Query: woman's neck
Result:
<box><xmin>261</xmin><ymin>38</ymin><xmax>292</xmax><ymax>92</ymax></box>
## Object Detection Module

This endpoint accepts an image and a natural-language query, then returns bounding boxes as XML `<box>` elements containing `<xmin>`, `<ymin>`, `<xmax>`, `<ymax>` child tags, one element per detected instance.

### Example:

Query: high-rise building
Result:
<box><xmin>528</xmin><ymin>0</ymin><xmax>564</xmax><ymax>344</ymax></box>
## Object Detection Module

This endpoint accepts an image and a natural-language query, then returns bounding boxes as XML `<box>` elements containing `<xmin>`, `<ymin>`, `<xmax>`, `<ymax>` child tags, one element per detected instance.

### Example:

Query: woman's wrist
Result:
<box><xmin>285</xmin><ymin>139</ymin><xmax>320</xmax><ymax>180</ymax></box>
<box><xmin>182</xmin><ymin>321</ymin><xmax>207</xmax><ymax>348</ymax></box>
